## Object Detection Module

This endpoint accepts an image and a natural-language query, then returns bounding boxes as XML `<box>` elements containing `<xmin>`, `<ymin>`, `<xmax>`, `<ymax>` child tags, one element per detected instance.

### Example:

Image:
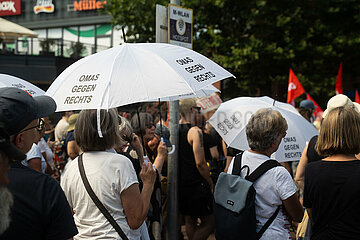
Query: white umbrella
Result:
<box><xmin>0</xmin><ymin>74</ymin><xmax>44</xmax><ymax>97</ymax></box>
<box><xmin>0</xmin><ymin>18</ymin><xmax>38</xmax><ymax>39</ymax></box>
<box><xmin>208</xmin><ymin>96</ymin><xmax>318</xmax><ymax>162</ymax></box>
<box><xmin>45</xmin><ymin>43</ymin><xmax>234</xmax><ymax>112</ymax></box>
<box><xmin>146</xmin><ymin>84</ymin><xmax>220</xmax><ymax>102</ymax></box>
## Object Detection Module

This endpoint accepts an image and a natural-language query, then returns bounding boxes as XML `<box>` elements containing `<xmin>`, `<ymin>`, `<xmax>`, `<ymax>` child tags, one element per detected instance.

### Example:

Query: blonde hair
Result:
<box><xmin>179</xmin><ymin>98</ymin><xmax>197</xmax><ymax>118</ymax></box>
<box><xmin>75</xmin><ymin>109</ymin><xmax>119</xmax><ymax>152</ymax></box>
<box><xmin>316</xmin><ymin>106</ymin><xmax>360</xmax><ymax>156</ymax></box>
<box><xmin>246</xmin><ymin>108</ymin><xmax>288</xmax><ymax>151</ymax></box>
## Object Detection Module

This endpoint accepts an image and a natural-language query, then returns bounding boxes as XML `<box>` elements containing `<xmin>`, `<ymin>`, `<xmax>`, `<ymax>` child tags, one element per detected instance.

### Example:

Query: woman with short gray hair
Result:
<box><xmin>246</xmin><ymin>108</ymin><xmax>288</xmax><ymax>153</ymax></box>
<box><xmin>61</xmin><ymin>109</ymin><xmax>156</xmax><ymax>239</ymax></box>
<box><xmin>227</xmin><ymin>108</ymin><xmax>303</xmax><ymax>240</ymax></box>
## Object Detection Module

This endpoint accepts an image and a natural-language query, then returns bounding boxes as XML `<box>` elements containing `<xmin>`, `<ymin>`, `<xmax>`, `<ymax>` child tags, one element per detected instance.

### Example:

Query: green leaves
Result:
<box><xmin>104</xmin><ymin>0</ymin><xmax>360</xmax><ymax>106</ymax></box>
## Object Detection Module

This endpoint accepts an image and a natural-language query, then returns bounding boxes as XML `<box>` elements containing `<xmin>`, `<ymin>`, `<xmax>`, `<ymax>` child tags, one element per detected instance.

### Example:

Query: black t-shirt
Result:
<box><xmin>304</xmin><ymin>160</ymin><xmax>360</xmax><ymax>240</ymax></box>
<box><xmin>0</xmin><ymin>162</ymin><xmax>78</xmax><ymax>240</ymax></box>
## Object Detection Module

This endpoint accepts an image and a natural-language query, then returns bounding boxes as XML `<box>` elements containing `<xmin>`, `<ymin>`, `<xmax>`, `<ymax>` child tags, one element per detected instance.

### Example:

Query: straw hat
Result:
<box><xmin>67</xmin><ymin>113</ymin><xmax>79</xmax><ymax>132</ymax></box>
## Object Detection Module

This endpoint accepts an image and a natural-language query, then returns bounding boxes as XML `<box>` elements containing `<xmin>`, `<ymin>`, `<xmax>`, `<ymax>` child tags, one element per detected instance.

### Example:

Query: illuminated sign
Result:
<box><xmin>0</xmin><ymin>0</ymin><xmax>21</xmax><ymax>16</ymax></box>
<box><xmin>34</xmin><ymin>0</ymin><xmax>54</xmax><ymax>14</ymax></box>
<box><xmin>70</xmin><ymin>0</ymin><xmax>106</xmax><ymax>11</ymax></box>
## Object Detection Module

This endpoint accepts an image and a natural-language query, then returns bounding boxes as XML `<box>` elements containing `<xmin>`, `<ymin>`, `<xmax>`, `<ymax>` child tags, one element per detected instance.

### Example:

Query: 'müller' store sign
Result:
<box><xmin>72</xmin><ymin>0</ymin><xmax>107</xmax><ymax>11</ymax></box>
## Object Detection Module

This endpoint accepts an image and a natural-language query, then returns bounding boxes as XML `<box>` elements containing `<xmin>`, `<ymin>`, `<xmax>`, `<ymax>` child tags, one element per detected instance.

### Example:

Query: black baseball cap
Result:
<box><xmin>0</xmin><ymin>87</ymin><xmax>57</xmax><ymax>135</ymax></box>
<box><xmin>0</xmin><ymin>127</ymin><xmax>25</xmax><ymax>161</ymax></box>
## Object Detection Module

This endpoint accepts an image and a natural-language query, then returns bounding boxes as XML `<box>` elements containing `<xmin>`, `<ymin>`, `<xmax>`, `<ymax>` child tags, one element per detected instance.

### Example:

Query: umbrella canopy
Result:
<box><xmin>146</xmin><ymin>84</ymin><xmax>220</xmax><ymax>102</ymax></box>
<box><xmin>0</xmin><ymin>18</ymin><xmax>38</xmax><ymax>40</ymax></box>
<box><xmin>46</xmin><ymin>43</ymin><xmax>234</xmax><ymax>112</ymax></box>
<box><xmin>0</xmin><ymin>74</ymin><xmax>44</xmax><ymax>97</ymax></box>
<box><xmin>208</xmin><ymin>96</ymin><xmax>318</xmax><ymax>162</ymax></box>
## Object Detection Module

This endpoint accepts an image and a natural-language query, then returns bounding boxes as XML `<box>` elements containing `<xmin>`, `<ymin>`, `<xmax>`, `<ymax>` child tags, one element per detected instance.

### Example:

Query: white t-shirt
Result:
<box><xmin>38</xmin><ymin>137</ymin><xmax>54</xmax><ymax>170</ymax></box>
<box><xmin>61</xmin><ymin>151</ymin><xmax>140</xmax><ymax>240</ymax></box>
<box><xmin>55</xmin><ymin>118</ymin><xmax>69</xmax><ymax>142</ymax></box>
<box><xmin>23</xmin><ymin>143</ymin><xmax>46</xmax><ymax>173</ymax></box>
<box><xmin>227</xmin><ymin>151</ymin><xmax>296</xmax><ymax>240</ymax></box>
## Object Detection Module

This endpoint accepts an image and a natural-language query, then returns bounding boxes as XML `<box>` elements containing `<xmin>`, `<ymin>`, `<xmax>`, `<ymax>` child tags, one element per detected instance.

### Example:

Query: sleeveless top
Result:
<box><xmin>306</xmin><ymin>135</ymin><xmax>324</xmax><ymax>163</ymax></box>
<box><xmin>178</xmin><ymin>124</ymin><xmax>203</xmax><ymax>186</ymax></box>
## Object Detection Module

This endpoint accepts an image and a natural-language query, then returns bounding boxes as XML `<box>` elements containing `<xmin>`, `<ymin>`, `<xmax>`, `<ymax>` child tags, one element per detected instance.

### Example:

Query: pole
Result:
<box><xmin>168</xmin><ymin>1</ymin><xmax>180</xmax><ymax>239</ymax></box>
<box><xmin>156</xmin><ymin>1</ymin><xmax>180</xmax><ymax>239</ymax></box>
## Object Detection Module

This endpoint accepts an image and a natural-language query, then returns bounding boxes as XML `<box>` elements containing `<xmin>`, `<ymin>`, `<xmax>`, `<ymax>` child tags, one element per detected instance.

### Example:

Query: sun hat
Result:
<box><xmin>299</xmin><ymin>100</ymin><xmax>316</xmax><ymax>110</ymax></box>
<box><xmin>67</xmin><ymin>113</ymin><xmax>79</xmax><ymax>132</ymax></box>
<box><xmin>353</xmin><ymin>102</ymin><xmax>360</xmax><ymax>114</ymax></box>
<box><xmin>0</xmin><ymin>87</ymin><xmax>56</xmax><ymax>135</ymax></box>
<box><xmin>322</xmin><ymin>94</ymin><xmax>354</xmax><ymax>118</ymax></box>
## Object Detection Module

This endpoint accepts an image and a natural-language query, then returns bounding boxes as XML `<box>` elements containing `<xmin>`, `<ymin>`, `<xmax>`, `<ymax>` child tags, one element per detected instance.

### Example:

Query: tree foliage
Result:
<box><xmin>103</xmin><ymin>0</ymin><xmax>168</xmax><ymax>43</ymax></box>
<box><xmin>103</xmin><ymin>0</ymin><xmax>360</xmax><ymax>107</ymax></box>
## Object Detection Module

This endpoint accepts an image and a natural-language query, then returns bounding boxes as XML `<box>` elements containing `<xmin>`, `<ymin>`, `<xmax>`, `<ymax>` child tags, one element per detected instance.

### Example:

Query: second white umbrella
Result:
<box><xmin>208</xmin><ymin>96</ymin><xmax>318</xmax><ymax>162</ymax></box>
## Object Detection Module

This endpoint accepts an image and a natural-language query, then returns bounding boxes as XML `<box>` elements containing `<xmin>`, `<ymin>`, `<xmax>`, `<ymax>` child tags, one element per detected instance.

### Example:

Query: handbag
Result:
<box><xmin>296</xmin><ymin>210</ymin><xmax>311</xmax><ymax>240</ymax></box>
<box><xmin>78</xmin><ymin>153</ymin><xmax>129</xmax><ymax>240</ymax></box>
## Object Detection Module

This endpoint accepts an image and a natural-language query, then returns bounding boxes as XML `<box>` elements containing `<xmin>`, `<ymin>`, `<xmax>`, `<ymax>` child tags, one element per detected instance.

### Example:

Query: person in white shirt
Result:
<box><xmin>227</xmin><ymin>108</ymin><xmax>303</xmax><ymax>240</ymax></box>
<box><xmin>61</xmin><ymin>109</ymin><xmax>156</xmax><ymax>240</ymax></box>
<box><xmin>54</xmin><ymin>111</ymin><xmax>73</xmax><ymax>142</ymax></box>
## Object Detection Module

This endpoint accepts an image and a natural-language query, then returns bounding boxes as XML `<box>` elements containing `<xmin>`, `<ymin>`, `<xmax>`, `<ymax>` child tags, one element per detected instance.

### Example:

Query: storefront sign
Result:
<box><xmin>34</xmin><ymin>0</ymin><xmax>54</xmax><ymax>14</ymax></box>
<box><xmin>168</xmin><ymin>4</ymin><xmax>193</xmax><ymax>49</ymax></box>
<box><xmin>0</xmin><ymin>0</ymin><xmax>21</xmax><ymax>16</ymax></box>
<box><xmin>71</xmin><ymin>0</ymin><xmax>106</xmax><ymax>11</ymax></box>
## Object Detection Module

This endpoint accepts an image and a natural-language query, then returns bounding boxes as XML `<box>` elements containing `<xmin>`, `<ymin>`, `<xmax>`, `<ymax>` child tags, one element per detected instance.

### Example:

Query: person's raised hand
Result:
<box><xmin>157</xmin><ymin>141</ymin><xmax>167</xmax><ymax>158</ymax></box>
<box><xmin>140</xmin><ymin>161</ymin><xmax>156</xmax><ymax>186</ymax></box>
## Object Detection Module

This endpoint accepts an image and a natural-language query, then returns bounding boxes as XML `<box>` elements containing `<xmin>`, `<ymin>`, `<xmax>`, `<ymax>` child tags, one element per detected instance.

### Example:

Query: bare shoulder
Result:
<box><xmin>188</xmin><ymin>126</ymin><xmax>202</xmax><ymax>138</ymax></box>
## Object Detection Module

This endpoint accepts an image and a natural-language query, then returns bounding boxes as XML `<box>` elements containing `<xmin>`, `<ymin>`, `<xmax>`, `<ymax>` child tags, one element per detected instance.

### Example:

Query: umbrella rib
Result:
<box><xmin>99</xmin><ymin>45</ymin><xmax>125</xmax><ymax>109</ymax></box>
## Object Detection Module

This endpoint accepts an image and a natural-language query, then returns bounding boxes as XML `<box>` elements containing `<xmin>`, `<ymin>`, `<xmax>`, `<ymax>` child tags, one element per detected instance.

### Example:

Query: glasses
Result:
<box><xmin>19</xmin><ymin>119</ymin><xmax>45</xmax><ymax>133</ymax></box>
<box><xmin>191</xmin><ymin>106</ymin><xmax>201</xmax><ymax>114</ymax></box>
<box><xmin>121</xmin><ymin>134</ymin><xmax>132</xmax><ymax>143</ymax></box>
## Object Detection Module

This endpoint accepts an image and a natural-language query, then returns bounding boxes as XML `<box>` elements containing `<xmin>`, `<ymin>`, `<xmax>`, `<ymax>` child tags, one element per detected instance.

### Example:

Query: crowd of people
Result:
<box><xmin>0</xmin><ymin>86</ymin><xmax>360</xmax><ymax>240</ymax></box>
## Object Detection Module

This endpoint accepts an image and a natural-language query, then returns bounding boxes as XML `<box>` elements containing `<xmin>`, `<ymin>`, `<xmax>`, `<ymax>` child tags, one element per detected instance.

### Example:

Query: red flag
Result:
<box><xmin>355</xmin><ymin>89</ymin><xmax>360</xmax><ymax>104</ymax></box>
<box><xmin>287</xmin><ymin>69</ymin><xmax>305</xmax><ymax>104</ymax></box>
<box><xmin>306</xmin><ymin>93</ymin><xmax>323</xmax><ymax>117</ymax></box>
<box><xmin>335</xmin><ymin>63</ymin><xmax>343</xmax><ymax>94</ymax></box>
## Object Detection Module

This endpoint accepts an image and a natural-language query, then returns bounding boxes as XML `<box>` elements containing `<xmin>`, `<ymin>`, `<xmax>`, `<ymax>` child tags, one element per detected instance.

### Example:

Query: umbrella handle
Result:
<box><xmin>168</xmin><ymin>145</ymin><xmax>176</xmax><ymax>155</ymax></box>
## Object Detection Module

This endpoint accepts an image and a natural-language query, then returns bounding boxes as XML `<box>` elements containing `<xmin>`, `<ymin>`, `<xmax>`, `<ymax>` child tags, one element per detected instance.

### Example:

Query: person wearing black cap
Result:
<box><xmin>298</xmin><ymin>100</ymin><xmax>316</xmax><ymax>122</ymax></box>
<box><xmin>0</xmin><ymin>87</ymin><xmax>78</xmax><ymax>239</ymax></box>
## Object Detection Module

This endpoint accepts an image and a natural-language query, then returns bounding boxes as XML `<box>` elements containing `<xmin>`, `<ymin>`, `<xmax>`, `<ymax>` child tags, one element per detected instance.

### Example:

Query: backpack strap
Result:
<box><xmin>231</xmin><ymin>151</ymin><xmax>244</xmax><ymax>176</ymax></box>
<box><xmin>246</xmin><ymin>159</ymin><xmax>282</xmax><ymax>239</ymax></box>
<box><xmin>246</xmin><ymin>160</ymin><xmax>281</xmax><ymax>182</ymax></box>
<box><xmin>257</xmin><ymin>206</ymin><xmax>281</xmax><ymax>239</ymax></box>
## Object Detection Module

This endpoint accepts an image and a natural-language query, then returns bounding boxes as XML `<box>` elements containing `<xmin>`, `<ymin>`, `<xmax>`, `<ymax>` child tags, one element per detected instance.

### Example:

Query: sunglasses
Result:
<box><xmin>19</xmin><ymin>118</ymin><xmax>45</xmax><ymax>133</ymax></box>
<box><xmin>121</xmin><ymin>134</ymin><xmax>132</xmax><ymax>143</ymax></box>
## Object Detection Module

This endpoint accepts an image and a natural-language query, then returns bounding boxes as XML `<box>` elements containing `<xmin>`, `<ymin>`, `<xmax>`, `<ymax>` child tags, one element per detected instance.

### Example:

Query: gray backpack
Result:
<box><xmin>213</xmin><ymin>151</ymin><xmax>281</xmax><ymax>240</ymax></box>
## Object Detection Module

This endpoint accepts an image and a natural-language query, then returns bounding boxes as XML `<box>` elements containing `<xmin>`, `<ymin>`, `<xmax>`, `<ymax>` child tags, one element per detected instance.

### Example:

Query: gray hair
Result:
<box><xmin>118</xmin><ymin>116</ymin><xmax>133</xmax><ymax>144</ymax></box>
<box><xmin>130</xmin><ymin>112</ymin><xmax>153</xmax><ymax>136</ymax></box>
<box><xmin>0</xmin><ymin>187</ymin><xmax>13</xmax><ymax>234</ymax></box>
<box><xmin>246</xmin><ymin>108</ymin><xmax>288</xmax><ymax>152</ymax></box>
<box><xmin>75</xmin><ymin>109</ymin><xmax>120</xmax><ymax>152</ymax></box>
